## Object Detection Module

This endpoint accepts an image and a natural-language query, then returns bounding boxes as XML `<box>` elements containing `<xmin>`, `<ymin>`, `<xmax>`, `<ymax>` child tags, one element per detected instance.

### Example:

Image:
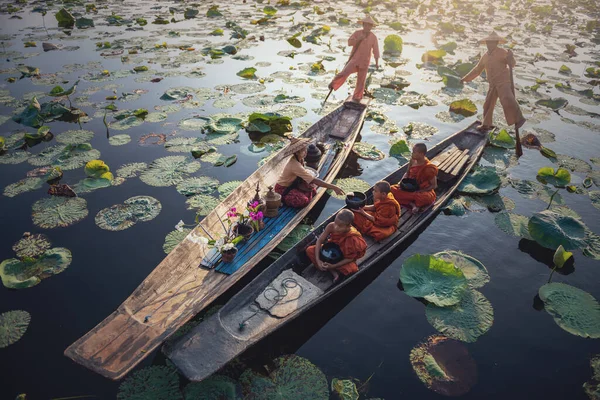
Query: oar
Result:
<box><xmin>508</xmin><ymin>59</ymin><xmax>524</xmax><ymax>158</ymax></box>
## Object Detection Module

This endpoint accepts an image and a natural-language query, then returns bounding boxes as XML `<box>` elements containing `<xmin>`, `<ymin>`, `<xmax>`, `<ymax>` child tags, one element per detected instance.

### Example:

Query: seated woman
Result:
<box><xmin>352</xmin><ymin>180</ymin><xmax>401</xmax><ymax>242</ymax></box>
<box><xmin>391</xmin><ymin>143</ymin><xmax>438</xmax><ymax>213</ymax></box>
<box><xmin>306</xmin><ymin>209</ymin><xmax>367</xmax><ymax>283</ymax></box>
<box><xmin>274</xmin><ymin>137</ymin><xmax>345</xmax><ymax>208</ymax></box>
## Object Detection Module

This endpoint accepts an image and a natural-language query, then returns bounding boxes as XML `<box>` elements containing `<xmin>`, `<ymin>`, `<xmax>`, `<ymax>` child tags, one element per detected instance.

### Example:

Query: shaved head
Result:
<box><xmin>336</xmin><ymin>209</ymin><xmax>354</xmax><ymax>225</ymax></box>
<box><xmin>413</xmin><ymin>143</ymin><xmax>427</xmax><ymax>154</ymax></box>
<box><xmin>374</xmin><ymin>180</ymin><xmax>391</xmax><ymax>193</ymax></box>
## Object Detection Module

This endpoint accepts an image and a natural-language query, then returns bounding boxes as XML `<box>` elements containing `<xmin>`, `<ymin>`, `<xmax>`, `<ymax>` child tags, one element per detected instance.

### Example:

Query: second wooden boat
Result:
<box><xmin>64</xmin><ymin>99</ymin><xmax>371</xmax><ymax>380</ymax></box>
<box><xmin>165</xmin><ymin>121</ymin><xmax>488</xmax><ymax>381</ymax></box>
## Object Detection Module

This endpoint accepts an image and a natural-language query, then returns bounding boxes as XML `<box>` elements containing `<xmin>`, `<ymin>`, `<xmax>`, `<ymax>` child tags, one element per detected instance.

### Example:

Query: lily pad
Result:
<box><xmin>277</xmin><ymin>224</ymin><xmax>313</xmax><ymax>253</ymax></box>
<box><xmin>536</xmin><ymin>167</ymin><xmax>571</xmax><ymax>187</ymax></box>
<box><xmin>31</xmin><ymin>197</ymin><xmax>88</xmax><ymax>229</ymax></box>
<box><xmin>247</xmin><ymin>113</ymin><xmax>292</xmax><ymax>136</ymax></box>
<box><xmin>528</xmin><ymin>210</ymin><xmax>587</xmax><ymax>250</ymax></box>
<box><xmin>383</xmin><ymin>35</ymin><xmax>403</xmax><ymax>54</ymax></box>
<box><xmin>109</xmin><ymin>134</ymin><xmax>132</xmax><ymax>146</ymax></box>
<box><xmin>458</xmin><ymin>166</ymin><xmax>501</xmax><ymax>195</ymax></box>
<box><xmin>489</xmin><ymin>129</ymin><xmax>516</xmax><ymax>149</ymax></box>
<box><xmin>183</xmin><ymin>375</ymin><xmax>238</xmax><ymax>400</ymax></box>
<box><xmin>469</xmin><ymin>193</ymin><xmax>515</xmax><ymax>212</ymax></box>
<box><xmin>176</xmin><ymin>176</ymin><xmax>219</xmax><ymax>196</ymax></box>
<box><xmin>536</xmin><ymin>98</ymin><xmax>568</xmax><ymax>111</ymax></box>
<box><xmin>240</xmin><ymin>354</ymin><xmax>328</xmax><ymax>400</ymax></box>
<box><xmin>433</xmin><ymin>251</ymin><xmax>490</xmax><ymax>289</ymax></box>
<box><xmin>426</xmin><ymin>289</ymin><xmax>494</xmax><ymax>343</ymax></box>
<box><xmin>331</xmin><ymin>379</ymin><xmax>358</xmax><ymax>400</ymax></box>
<box><xmin>116</xmin><ymin>162</ymin><xmax>148</xmax><ymax>178</ymax></box>
<box><xmin>56</xmin><ymin>129</ymin><xmax>94</xmax><ymax>145</ymax></box>
<box><xmin>494</xmin><ymin>213</ymin><xmax>533</xmax><ymax>239</ymax></box>
<box><xmin>352</xmin><ymin>143</ymin><xmax>385</xmax><ymax>161</ymax></box>
<box><xmin>140</xmin><ymin>156</ymin><xmax>201</xmax><ymax>187</ymax></box>
<box><xmin>0</xmin><ymin>247</ymin><xmax>72</xmax><ymax>289</ymax></box>
<box><xmin>400</xmin><ymin>254</ymin><xmax>468</xmax><ymax>306</ymax></box>
<box><xmin>3</xmin><ymin>177</ymin><xmax>44</xmax><ymax>198</ymax></box>
<box><xmin>329</xmin><ymin>178</ymin><xmax>371</xmax><ymax>200</ymax></box>
<box><xmin>163</xmin><ymin>228</ymin><xmax>192</xmax><ymax>255</ymax></box>
<box><xmin>449</xmin><ymin>99</ymin><xmax>477</xmax><ymax>117</ymax></box>
<box><xmin>410</xmin><ymin>334</ymin><xmax>477</xmax><ymax>396</ymax></box>
<box><xmin>0</xmin><ymin>151</ymin><xmax>31</xmax><ymax>165</ymax></box>
<box><xmin>539</xmin><ymin>283</ymin><xmax>600</xmax><ymax>338</ymax></box>
<box><xmin>590</xmin><ymin>191</ymin><xmax>600</xmax><ymax>210</ymax></box>
<box><xmin>237</xmin><ymin>67</ymin><xmax>257</xmax><ymax>79</ymax></box>
<box><xmin>12</xmin><ymin>233</ymin><xmax>51</xmax><ymax>258</ymax></box>
<box><xmin>117</xmin><ymin>365</ymin><xmax>182</xmax><ymax>400</ymax></box>
<box><xmin>557</xmin><ymin>155</ymin><xmax>592</xmax><ymax>173</ymax></box>
<box><xmin>186</xmin><ymin>194</ymin><xmax>220</xmax><ymax>215</ymax></box>
<box><xmin>0</xmin><ymin>310</ymin><xmax>31</xmax><ymax>348</ymax></box>
<box><xmin>96</xmin><ymin>196</ymin><xmax>161</xmax><ymax>231</ymax></box>
<box><xmin>422</xmin><ymin>50</ymin><xmax>447</xmax><ymax>64</ymax></box>
<box><xmin>218</xmin><ymin>180</ymin><xmax>243</xmax><ymax>200</ymax></box>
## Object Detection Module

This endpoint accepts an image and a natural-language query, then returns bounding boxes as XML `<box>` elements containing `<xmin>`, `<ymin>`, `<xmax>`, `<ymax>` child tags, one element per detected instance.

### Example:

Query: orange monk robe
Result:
<box><xmin>391</xmin><ymin>159</ymin><xmax>438</xmax><ymax>208</ymax></box>
<box><xmin>353</xmin><ymin>193</ymin><xmax>401</xmax><ymax>241</ymax></box>
<box><xmin>305</xmin><ymin>227</ymin><xmax>367</xmax><ymax>276</ymax></box>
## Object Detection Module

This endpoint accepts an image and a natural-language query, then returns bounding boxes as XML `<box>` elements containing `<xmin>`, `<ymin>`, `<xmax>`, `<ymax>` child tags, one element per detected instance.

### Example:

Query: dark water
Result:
<box><xmin>1</xmin><ymin>1</ymin><xmax>600</xmax><ymax>399</ymax></box>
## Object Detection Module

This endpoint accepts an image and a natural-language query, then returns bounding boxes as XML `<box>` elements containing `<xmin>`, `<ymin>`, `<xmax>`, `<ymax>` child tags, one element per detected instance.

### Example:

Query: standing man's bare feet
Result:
<box><xmin>330</xmin><ymin>270</ymin><xmax>340</xmax><ymax>283</ymax></box>
<box><xmin>476</xmin><ymin>124</ymin><xmax>492</xmax><ymax>132</ymax></box>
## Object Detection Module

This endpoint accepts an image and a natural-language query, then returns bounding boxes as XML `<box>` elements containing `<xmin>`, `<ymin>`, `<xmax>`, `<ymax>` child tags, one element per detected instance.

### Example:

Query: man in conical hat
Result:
<box><xmin>461</xmin><ymin>31</ymin><xmax>526</xmax><ymax>131</ymax></box>
<box><xmin>328</xmin><ymin>15</ymin><xmax>380</xmax><ymax>102</ymax></box>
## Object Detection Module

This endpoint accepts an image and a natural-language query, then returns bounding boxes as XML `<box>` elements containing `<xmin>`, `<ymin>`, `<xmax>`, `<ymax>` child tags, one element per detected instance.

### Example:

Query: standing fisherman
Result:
<box><xmin>328</xmin><ymin>15</ymin><xmax>380</xmax><ymax>102</ymax></box>
<box><xmin>460</xmin><ymin>32</ymin><xmax>526</xmax><ymax>132</ymax></box>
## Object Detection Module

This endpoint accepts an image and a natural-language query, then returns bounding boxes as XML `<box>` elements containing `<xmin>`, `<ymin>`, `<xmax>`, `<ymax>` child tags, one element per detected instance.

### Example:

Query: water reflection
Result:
<box><xmin>532</xmin><ymin>294</ymin><xmax>545</xmax><ymax>312</ymax></box>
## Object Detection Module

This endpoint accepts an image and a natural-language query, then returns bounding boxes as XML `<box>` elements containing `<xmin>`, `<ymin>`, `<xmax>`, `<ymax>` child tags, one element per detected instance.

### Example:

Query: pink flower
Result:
<box><xmin>251</xmin><ymin>201</ymin><xmax>259</xmax><ymax>208</ymax></box>
<box><xmin>230</xmin><ymin>207</ymin><xmax>236</xmax><ymax>212</ymax></box>
<box><xmin>257</xmin><ymin>211</ymin><xmax>263</xmax><ymax>219</ymax></box>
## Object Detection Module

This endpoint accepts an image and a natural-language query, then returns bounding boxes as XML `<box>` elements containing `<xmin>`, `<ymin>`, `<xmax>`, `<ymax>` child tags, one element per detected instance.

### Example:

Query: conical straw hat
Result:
<box><xmin>281</xmin><ymin>137</ymin><xmax>312</xmax><ymax>157</ymax></box>
<box><xmin>358</xmin><ymin>15</ymin><xmax>377</xmax><ymax>26</ymax></box>
<box><xmin>478</xmin><ymin>31</ymin><xmax>507</xmax><ymax>44</ymax></box>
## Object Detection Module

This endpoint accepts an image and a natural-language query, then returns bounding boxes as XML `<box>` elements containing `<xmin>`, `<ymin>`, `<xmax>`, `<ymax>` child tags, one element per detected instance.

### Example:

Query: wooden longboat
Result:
<box><xmin>165</xmin><ymin>121</ymin><xmax>489</xmax><ymax>382</ymax></box>
<box><xmin>64</xmin><ymin>99</ymin><xmax>371</xmax><ymax>380</ymax></box>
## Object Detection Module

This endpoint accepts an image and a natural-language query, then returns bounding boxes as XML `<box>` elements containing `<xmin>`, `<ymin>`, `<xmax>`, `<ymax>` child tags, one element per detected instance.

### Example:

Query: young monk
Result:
<box><xmin>352</xmin><ymin>181</ymin><xmax>400</xmax><ymax>242</ymax></box>
<box><xmin>460</xmin><ymin>31</ymin><xmax>526</xmax><ymax>132</ymax></box>
<box><xmin>305</xmin><ymin>209</ymin><xmax>367</xmax><ymax>283</ymax></box>
<box><xmin>328</xmin><ymin>15</ymin><xmax>380</xmax><ymax>102</ymax></box>
<box><xmin>391</xmin><ymin>143</ymin><xmax>438</xmax><ymax>213</ymax></box>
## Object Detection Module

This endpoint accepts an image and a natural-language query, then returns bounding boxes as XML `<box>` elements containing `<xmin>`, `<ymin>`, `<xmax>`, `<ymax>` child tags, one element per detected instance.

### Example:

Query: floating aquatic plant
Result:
<box><xmin>528</xmin><ymin>210</ymin><xmax>586</xmax><ymax>251</ymax></box>
<box><xmin>3</xmin><ymin>177</ymin><xmax>44</xmax><ymax>198</ymax></box>
<box><xmin>352</xmin><ymin>142</ymin><xmax>385</xmax><ymax>161</ymax></box>
<box><xmin>494</xmin><ymin>212</ymin><xmax>533</xmax><ymax>239</ymax></box>
<box><xmin>176</xmin><ymin>176</ymin><xmax>219</xmax><ymax>196</ymax></box>
<box><xmin>329</xmin><ymin>178</ymin><xmax>371</xmax><ymax>200</ymax></box>
<box><xmin>117</xmin><ymin>365</ymin><xmax>182</xmax><ymax>400</ymax></box>
<box><xmin>0</xmin><ymin>310</ymin><xmax>30</xmax><ymax>348</ymax></box>
<box><xmin>458</xmin><ymin>166</ymin><xmax>501</xmax><ymax>195</ymax></box>
<box><xmin>539</xmin><ymin>283</ymin><xmax>600</xmax><ymax>338</ymax></box>
<box><xmin>400</xmin><ymin>254</ymin><xmax>468</xmax><ymax>306</ymax></box>
<box><xmin>183</xmin><ymin>375</ymin><xmax>238</xmax><ymax>400</ymax></box>
<box><xmin>246</xmin><ymin>113</ymin><xmax>292</xmax><ymax>136</ymax></box>
<box><xmin>449</xmin><ymin>99</ymin><xmax>477</xmax><ymax>117</ymax></box>
<box><xmin>116</xmin><ymin>163</ymin><xmax>148</xmax><ymax>179</ymax></box>
<box><xmin>331</xmin><ymin>378</ymin><xmax>359</xmax><ymax>400</ymax></box>
<box><xmin>489</xmin><ymin>129</ymin><xmax>516</xmax><ymax>149</ymax></box>
<box><xmin>410</xmin><ymin>334</ymin><xmax>477</xmax><ymax>396</ymax></box>
<box><xmin>218</xmin><ymin>180</ymin><xmax>243</xmax><ymax>200</ymax></box>
<box><xmin>109</xmin><ymin>134</ymin><xmax>132</xmax><ymax>146</ymax></box>
<box><xmin>95</xmin><ymin>196</ymin><xmax>161</xmax><ymax>232</ymax></box>
<box><xmin>240</xmin><ymin>355</ymin><xmax>328</xmax><ymax>400</ymax></box>
<box><xmin>31</xmin><ymin>197</ymin><xmax>88</xmax><ymax>229</ymax></box>
<box><xmin>0</xmin><ymin>247</ymin><xmax>72</xmax><ymax>289</ymax></box>
<box><xmin>163</xmin><ymin>228</ymin><xmax>192</xmax><ymax>254</ymax></box>
<box><xmin>12</xmin><ymin>233</ymin><xmax>51</xmax><ymax>258</ymax></box>
<box><xmin>140</xmin><ymin>156</ymin><xmax>201</xmax><ymax>187</ymax></box>
<box><xmin>433</xmin><ymin>251</ymin><xmax>490</xmax><ymax>289</ymax></box>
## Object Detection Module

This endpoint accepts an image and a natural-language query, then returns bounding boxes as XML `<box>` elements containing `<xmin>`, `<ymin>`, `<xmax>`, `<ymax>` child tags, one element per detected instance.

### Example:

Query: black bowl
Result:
<box><xmin>345</xmin><ymin>192</ymin><xmax>367</xmax><ymax>210</ymax></box>
<box><xmin>320</xmin><ymin>242</ymin><xmax>344</xmax><ymax>264</ymax></box>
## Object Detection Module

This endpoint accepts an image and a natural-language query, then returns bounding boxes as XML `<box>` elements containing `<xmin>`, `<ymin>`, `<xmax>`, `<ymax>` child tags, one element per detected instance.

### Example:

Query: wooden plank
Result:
<box><xmin>436</xmin><ymin>148</ymin><xmax>462</xmax><ymax>171</ymax></box>
<box><xmin>443</xmin><ymin>149</ymin><xmax>469</xmax><ymax>173</ymax></box>
<box><xmin>430</xmin><ymin>144</ymin><xmax>459</xmax><ymax>166</ymax></box>
<box><xmin>64</xmin><ymin>100</ymin><xmax>371</xmax><ymax>380</ymax></box>
<box><xmin>449</xmin><ymin>152</ymin><xmax>472</xmax><ymax>176</ymax></box>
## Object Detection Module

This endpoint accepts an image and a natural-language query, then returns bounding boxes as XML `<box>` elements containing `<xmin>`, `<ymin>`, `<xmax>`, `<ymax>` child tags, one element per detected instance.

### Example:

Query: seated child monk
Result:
<box><xmin>352</xmin><ymin>181</ymin><xmax>400</xmax><ymax>242</ymax></box>
<box><xmin>391</xmin><ymin>143</ymin><xmax>438</xmax><ymax>213</ymax></box>
<box><xmin>305</xmin><ymin>209</ymin><xmax>367</xmax><ymax>283</ymax></box>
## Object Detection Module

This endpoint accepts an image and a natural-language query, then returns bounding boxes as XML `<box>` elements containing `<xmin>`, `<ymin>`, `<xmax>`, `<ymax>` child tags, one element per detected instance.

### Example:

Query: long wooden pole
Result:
<box><xmin>508</xmin><ymin>62</ymin><xmax>524</xmax><ymax>158</ymax></box>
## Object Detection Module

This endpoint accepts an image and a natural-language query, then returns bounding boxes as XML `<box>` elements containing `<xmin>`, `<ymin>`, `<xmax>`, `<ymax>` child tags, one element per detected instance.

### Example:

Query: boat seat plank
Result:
<box><xmin>449</xmin><ymin>152</ymin><xmax>472</xmax><ymax>176</ymax></box>
<box><xmin>443</xmin><ymin>149</ymin><xmax>469</xmax><ymax>173</ymax></box>
<box><xmin>330</xmin><ymin>109</ymin><xmax>362</xmax><ymax>139</ymax></box>
<box><xmin>435</xmin><ymin>148</ymin><xmax>462</xmax><ymax>171</ymax></box>
<box><xmin>430</xmin><ymin>143</ymin><xmax>459</xmax><ymax>166</ymax></box>
<box><xmin>438</xmin><ymin>150</ymin><xmax>470</xmax><ymax>182</ymax></box>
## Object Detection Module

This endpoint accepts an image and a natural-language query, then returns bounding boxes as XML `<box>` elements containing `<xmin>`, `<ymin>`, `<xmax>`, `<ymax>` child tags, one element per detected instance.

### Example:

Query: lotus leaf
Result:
<box><xmin>55</xmin><ymin>8</ymin><xmax>75</xmax><ymax>26</ymax></box>
<box><xmin>218</xmin><ymin>180</ymin><xmax>243</xmax><ymax>200</ymax></box>
<box><xmin>247</xmin><ymin>112</ymin><xmax>292</xmax><ymax>136</ymax></box>
<box><xmin>140</xmin><ymin>156</ymin><xmax>201</xmax><ymax>187</ymax></box>
<box><xmin>331</xmin><ymin>379</ymin><xmax>358</xmax><ymax>400</ymax></box>
<box><xmin>494</xmin><ymin>212</ymin><xmax>533</xmax><ymax>239</ymax></box>
<box><xmin>76</xmin><ymin>17</ymin><xmax>94</xmax><ymax>28</ymax></box>
<box><xmin>0</xmin><ymin>247</ymin><xmax>72</xmax><ymax>289</ymax></box>
<box><xmin>584</xmin><ymin>355</ymin><xmax>600</xmax><ymax>399</ymax></box>
<box><xmin>12</xmin><ymin>97</ymin><xmax>44</xmax><ymax>128</ymax></box>
<box><xmin>0</xmin><ymin>151</ymin><xmax>31</xmax><ymax>165</ymax></box>
<box><xmin>557</xmin><ymin>155</ymin><xmax>592</xmax><ymax>173</ymax></box>
<box><xmin>56</xmin><ymin>129</ymin><xmax>94</xmax><ymax>144</ymax></box>
<box><xmin>583</xmin><ymin>230</ymin><xmax>600</xmax><ymax>261</ymax></box>
<box><xmin>536</xmin><ymin>98</ymin><xmax>568</xmax><ymax>111</ymax></box>
<box><xmin>85</xmin><ymin>160</ymin><xmax>110</xmax><ymax>178</ymax></box>
<box><xmin>442</xmin><ymin>197</ymin><xmax>470</xmax><ymax>216</ymax></box>
<box><xmin>16</xmin><ymin>65</ymin><xmax>40</xmax><ymax>78</ymax></box>
<box><xmin>116</xmin><ymin>162</ymin><xmax>148</xmax><ymax>178</ymax></box>
<box><xmin>536</xmin><ymin>167</ymin><xmax>571</xmax><ymax>187</ymax></box>
<box><xmin>125</xmin><ymin>196</ymin><xmax>162</xmax><ymax>222</ymax></box>
<box><xmin>552</xmin><ymin>245</ymin><xmax>573</xmax><ymax>269</ymax></box>
<box><xmin>449</xmin><ymin>99</ymin><xmax>477</xmax><ymax>117</ymax></box>
<box><xmin>186</xmin><ymin>194</ymin><xmax>220</xmax><ymax>215</ymax></box>
<box><xmin>161</xmin><ymin>88</ymin><xmax>192</xmax><ymax>101</ymax></box>
<box><xmin>0</xmin><ymin>136</ymin><xmax>4</xmax><ymax>150</ymax></box>
<box><xmin>422</xmin><ymin>50</ymin><xmax>446</xmax><ymax>64</ymax></box>
<box><xmin>469</xmin><ymin>193</ymin><xmax>515</xmax><ymax>212</ymax></box>
<box><xmin>0</xmin><ymin>310</ymin><xmax>30</xmax><ymax>348</ymax></box>
<box><xmin>539</xmin><ymin>283</ymin><xmax>600</xmax><ymax>338</ymax></box>
<box><xmin>287</xmin><ymin>37</ymin><xmax>302</xmax><ymax>48</ymax></box>
<box><xmin>117</xmin><ymin>365</ymin><xmax>182</xmax><ymax>400</ymax></box>
<box><xmin>458</xmin><ymin>166</ymin><xmax>500</xmax><ymax>194</ymax></box>
<box><xmin>240</xmin><ymin>354</ymin><xmax>328</xmax><ymax>400</ymax></box>
<box><xmin>590</xmin><ymin>191</ymin><xmax>600</xmax><ymax>210</ymax></box>
<box><xmin>410</xmin><ymin>334</ymin><xmax>477</xmax><ymax>396</ymax></box>
<box><xmin>176</xmin><ymin>176</ymin><xmax>219</xmax><ymax>196</ymax></box>
<box><xmin>528</xmin><ymin>210</ymin><xmax>586</xmax><ymax>251</ymax></box>
<box><xmin>426</xmin><ymin>289</ymin><xmax>494</xmax><ymax>342</ymax></box>
<box><xmin>207</xmin><ymin>5</ymin><xmax>222</xmax><ymax>17</ymax></box>
<box><xmin>12</xmin><ymin>234</ymin><xmax>51</xmax><ymax>258</ymax></box>
<box><xmin>3</xmin><ymin>177</ymin><xmax>43</xmax><ymax>198</ymax></box>
<box><xmin>400</xmin><ymin>254</ymin><xmax>468</xmax><ymax>306</ymax></box>
<box><xmin>330</xmin><ymin>178</ymin><xmax>371</xmax><ymax>200</ymax></box>
<box><xmin>237</xmin><ymin>67</ymin><xmax>257</xmax><ymax>79</ymax></box>
<box><xmin>211</xmin><ymin>28</ymin><xmax>224</xmax><ymax>36</ymax></box>
<box><xmin>165</xmin><ymin>137</ymin><xmax>207</xmax><ymax>153</ymax></box>
<box><xmin>277</xmin><ymin>224</ymin><xmax>312</xmax><ymax>253</ymax></box>
<box><xmin>206</xmin><ymin>117</ymin><xmax>244</xmax><ymax>135</ymax></box>
<box><xmin>95</xmin><ymin>204</ymin><xmax>136</xmax><ymax>231</ymax></box>
<box><xmin>434</xmin><ymin>251</ymin><xmax>490</xmax><ymax>289</ymax></box>
<box><xmin>437</xmin><ymin>66</ymin><xmax>462</xmax><ymax>88</ymax></box>
<box><xmin>184</xmin><ymin>8</ymin><xmax>199</xmax><ymax>19</ymax></box>
<box><xmin>489</xmin><ymin>129</ymin><xmax>516</xmax><ymax>149</ymax></box>
<box><xmin>32</xmin><ymin>197</ymin><xmax>88</xmax><ymax>229</ymax></box>
<box><xmin>163</xmin><ymin>228</ymin><xmax>192</xmax><ymax>254</ymax></box>
<box><xmin>389</xmin><ymin>139</ymin><xmax>410</xmax><ymax>160</ymax></box>
<box><xmin>49</xmin><ymin>80</ymin><xmax>79</xmax><ymax>97</ymax></box>
<box><xmin>352</xmin><ymin>142</ymin><xmax>385</xmax><ymax>161</ymax></box>
<box><xmin>383</xmin><ymin>35</ymin><xmax>403</xmax><ymax>54</ymax></box>
<box><xmin>109</xmin><ymin>134</ymin><xmax>132</xmax><ymax>146</ymax></box>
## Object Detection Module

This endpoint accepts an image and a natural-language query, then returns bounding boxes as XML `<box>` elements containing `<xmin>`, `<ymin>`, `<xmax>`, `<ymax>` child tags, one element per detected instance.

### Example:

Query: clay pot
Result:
<box><xmin>221</xmin><ymin>247</ymin><xmax>238</xmax><ymax>262</ymax></box>
<box><xmin>234</xmin><ymin>223</ymin><xmax>254</xmax><ymax>240</ymax></box>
